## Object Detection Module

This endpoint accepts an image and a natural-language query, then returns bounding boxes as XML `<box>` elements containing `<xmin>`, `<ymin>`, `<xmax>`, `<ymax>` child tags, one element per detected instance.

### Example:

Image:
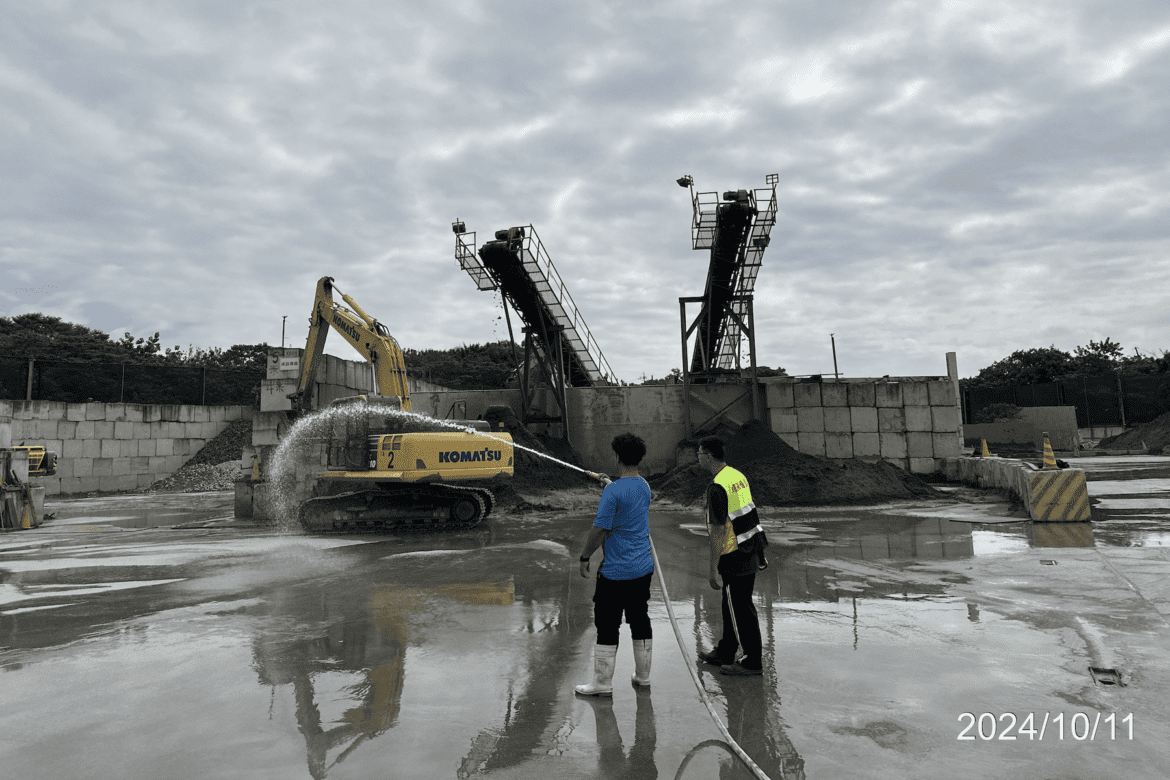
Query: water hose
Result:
<box><xmin>649</xmin><ymin>538</ymin><xmax>773</xmax><ymax>780</ymax></box>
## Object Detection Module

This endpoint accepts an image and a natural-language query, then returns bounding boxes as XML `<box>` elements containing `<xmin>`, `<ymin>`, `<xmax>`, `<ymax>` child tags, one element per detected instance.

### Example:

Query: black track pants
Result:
<box><xmin>715</xmin><ymin>571</ymin><xmax>762</xmax><ymax>668</ymax></box>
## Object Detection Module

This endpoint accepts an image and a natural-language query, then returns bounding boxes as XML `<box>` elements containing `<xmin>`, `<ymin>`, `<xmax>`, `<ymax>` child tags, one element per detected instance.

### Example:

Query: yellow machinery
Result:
<box><xmin>14</xmin><ymin>445</ymin><xmax>56</xmax><ymax>476</ymax></box>
<box><xmin>291</xmin><ymin>276</ymin><xmax>514</xmax><ymax>532</ymax></box>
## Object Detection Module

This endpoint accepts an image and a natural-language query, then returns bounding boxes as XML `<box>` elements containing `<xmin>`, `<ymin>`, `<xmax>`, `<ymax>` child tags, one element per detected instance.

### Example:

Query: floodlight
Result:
<box><xmin>451</xmin><ymin>219</ymin><xmax>466</xmax><ymax>234</ymax></box>
<box><xmin>676</xmin><ymin>175</ymin><xmax>693</xmax><ymax>188</ymax></box>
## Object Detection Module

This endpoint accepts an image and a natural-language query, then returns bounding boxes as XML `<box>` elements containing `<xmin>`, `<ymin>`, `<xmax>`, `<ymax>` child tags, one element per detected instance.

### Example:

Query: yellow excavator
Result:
<box><xmin>290</xmin><ymin>276</ymin><xmax>514</xmax><ymax>532</ymax></box>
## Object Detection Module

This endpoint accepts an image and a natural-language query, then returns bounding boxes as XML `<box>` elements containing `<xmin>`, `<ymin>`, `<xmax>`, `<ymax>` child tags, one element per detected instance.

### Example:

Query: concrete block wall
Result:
<box><xmin>764</xmin><ymin>377</ymin><xmax>962</xmax><ymax>474</ymax></box>
<box><xmin>0</xmin><ymin>400</ymin><xmax>253</xmax><ymax>496</ymax></box>
<box><xmin>259</xmin><ymin>347</ymin><xmax>455</xmax><ymax>415</ymax></box>
<box><xmin>964</xmin><ymin>406</ymin><xmax>1080</xmax><ymax>450</ymax></box>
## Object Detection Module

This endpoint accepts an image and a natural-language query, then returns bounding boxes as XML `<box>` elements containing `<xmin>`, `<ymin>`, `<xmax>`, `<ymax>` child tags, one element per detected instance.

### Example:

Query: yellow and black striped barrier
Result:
<box><xmin>1026</xmin><ymin>469</ymin><xmax>1091</xmax><ymax>522</ymax></box>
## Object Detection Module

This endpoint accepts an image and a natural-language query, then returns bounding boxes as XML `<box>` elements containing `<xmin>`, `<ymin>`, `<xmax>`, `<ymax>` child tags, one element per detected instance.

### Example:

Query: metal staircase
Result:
<box><xmin>453</xmin><ymin>222</ymin><xmax>616</xmax><ymax>438</ymax></box>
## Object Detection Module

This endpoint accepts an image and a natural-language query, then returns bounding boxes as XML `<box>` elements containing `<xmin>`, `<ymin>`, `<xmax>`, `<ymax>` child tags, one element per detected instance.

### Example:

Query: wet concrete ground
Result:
<box><xmin>2</xmin><ymin>457</ymin><xmax>1169</xmax><ymax>779</ymax></box>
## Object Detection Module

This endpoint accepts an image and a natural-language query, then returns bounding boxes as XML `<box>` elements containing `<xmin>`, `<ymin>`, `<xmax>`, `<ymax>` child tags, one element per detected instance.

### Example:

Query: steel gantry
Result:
<box><xmin>677</xmin><ymin>173</ymin><xmax>779</xmax><ymax>435</ymax></box>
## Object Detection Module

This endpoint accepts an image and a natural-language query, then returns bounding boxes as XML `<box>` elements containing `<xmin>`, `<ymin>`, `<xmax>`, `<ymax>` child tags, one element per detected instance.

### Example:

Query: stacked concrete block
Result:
<box><xmin>4</xmin><ymin>401</ymin><xmax>254</xmax><ymax>496</ymax></box>
<box><xmin>762</xmin><ymin>374</ymin><xmax>964</xmax><ymax>474</ymax></box>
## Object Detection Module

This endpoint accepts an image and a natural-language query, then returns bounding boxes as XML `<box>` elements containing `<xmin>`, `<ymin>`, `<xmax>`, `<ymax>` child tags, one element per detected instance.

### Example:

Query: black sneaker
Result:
<box><xmin>698</xmin><ymin>649</ymin><xmax>727</xmax><ymax>666</ymax></box>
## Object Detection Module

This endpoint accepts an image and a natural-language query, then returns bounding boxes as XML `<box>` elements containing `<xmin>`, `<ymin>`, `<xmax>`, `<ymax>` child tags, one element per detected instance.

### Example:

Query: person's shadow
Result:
<box><xmin>583</xmin><ymin>689</ymin><xmax>658</xmax><ymax>779</ymax></box>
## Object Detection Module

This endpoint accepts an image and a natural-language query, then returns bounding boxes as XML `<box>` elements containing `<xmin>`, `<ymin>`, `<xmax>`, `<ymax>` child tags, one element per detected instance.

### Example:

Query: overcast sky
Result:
<box><xmin>3</xmin><ymin>0</ymin><xmax>1168</xmax><ymax>383</ymax></box>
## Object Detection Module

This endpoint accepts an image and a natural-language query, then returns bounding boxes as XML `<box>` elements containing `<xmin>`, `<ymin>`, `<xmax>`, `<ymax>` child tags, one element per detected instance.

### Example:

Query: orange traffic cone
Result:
<box><xmin>981</xmin><ymin>439</ymin><xmax>991</xmax><ymax>458</ymax></box>
<box><xmin>1042</xmin><ymin>433</ymin><xmax>1057</xmax><ymax>470</ymax></box>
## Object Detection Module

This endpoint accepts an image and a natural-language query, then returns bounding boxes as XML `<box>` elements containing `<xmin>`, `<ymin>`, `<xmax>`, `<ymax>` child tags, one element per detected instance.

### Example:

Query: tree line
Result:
<box><xmin>0</xmin><ymin>313</ymin><xmax>268</xmax><ymax>370</ymax></box>
<box><xmin>961</xmin><ymin>338</ymin><xmax>1169</xmax><ymax>390</ymax></box>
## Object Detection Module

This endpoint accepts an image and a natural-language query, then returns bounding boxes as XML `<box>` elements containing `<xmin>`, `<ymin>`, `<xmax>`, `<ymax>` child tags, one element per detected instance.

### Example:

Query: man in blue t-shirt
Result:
<box><xmin>575</xmin><ymin>433</ymin><xmax>654</xmax><ymax>697</ymax></box>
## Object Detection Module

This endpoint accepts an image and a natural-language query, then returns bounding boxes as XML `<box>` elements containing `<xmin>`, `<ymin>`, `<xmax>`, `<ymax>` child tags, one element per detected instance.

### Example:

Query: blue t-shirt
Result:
<box><xmin>593</xmin><ymin>476</ymin><xmax>654</xmax><ymax>580</ymax></box>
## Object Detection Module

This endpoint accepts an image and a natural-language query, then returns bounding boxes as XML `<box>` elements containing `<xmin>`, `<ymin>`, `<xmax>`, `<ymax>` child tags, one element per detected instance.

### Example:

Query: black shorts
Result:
<box><xmin>592</xmin><ymin>571</ymin><xmax>653</xmax><ymax>644</ymax></box>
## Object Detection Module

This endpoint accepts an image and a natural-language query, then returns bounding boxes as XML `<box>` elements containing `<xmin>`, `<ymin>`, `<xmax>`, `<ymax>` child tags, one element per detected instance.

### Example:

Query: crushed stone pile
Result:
<box><xmin>1098</xmin><ymin>411</ymin><xmax>1170</xmax><ymax>453</ymax></box>
<box><xmin>141</xmin><ymin>462</ymin><xmax>239</xmax><ymax>493</ymax></box>
<box><xmin>652</xmin><ymin>419</ymin><xmax>941</xmax><ymax>508</ymax></box>
<box><xmin>184</xmin><ymin>419</ymin><xmax>253</xmax><ymax>468</ymax></box>
<box><xmin>139</xmin><ymin>418</ymin><xmax>251</xmax><ymax>493</ymax></box>
<box><xmin>483</xmin><ymin>405</ymin><xmax>595</xmax><ymax>510</ymax></box>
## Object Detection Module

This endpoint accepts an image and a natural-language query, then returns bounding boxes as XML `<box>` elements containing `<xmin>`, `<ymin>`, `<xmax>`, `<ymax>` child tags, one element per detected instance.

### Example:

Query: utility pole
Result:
<box><xmin>281</xmin><ymin>316</ymin><xmax>287</xmax><ymax>349</ymax></box>
<box><xmin>831</xmin><ymin>334</ymin><xmax>839</xmax><ymax>379</ymax></box>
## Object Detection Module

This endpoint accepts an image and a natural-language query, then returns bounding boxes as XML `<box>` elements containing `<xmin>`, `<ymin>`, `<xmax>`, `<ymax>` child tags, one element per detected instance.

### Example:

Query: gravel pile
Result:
<box><xmin>141</xmin><ymin>462</ymin><xmax>239</xmax><ymax>493</ymax></box>
<box><xmin>139</xmin><ymin>418</ymin><xmax>251</xmax><ymax>493</ymax></box>
<box><xmin>183</xmin><ymin>419</ymin><xmax>253</xmax><ymax>467</ymax></box>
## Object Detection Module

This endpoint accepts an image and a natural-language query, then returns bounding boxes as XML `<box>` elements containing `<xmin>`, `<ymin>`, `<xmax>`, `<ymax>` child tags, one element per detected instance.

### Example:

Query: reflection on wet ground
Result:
<box><xmin>0</xmin><ymin>457</ymin><xmax>1168</xmax><ymax>778</ymax></box>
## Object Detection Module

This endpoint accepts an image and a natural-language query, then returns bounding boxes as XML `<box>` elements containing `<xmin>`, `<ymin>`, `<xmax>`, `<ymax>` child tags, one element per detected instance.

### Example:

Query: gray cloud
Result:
<box><xmin>3</xmin><ymin>0</ymin><xmax>1168</xmax><ymax>381</ymax></box>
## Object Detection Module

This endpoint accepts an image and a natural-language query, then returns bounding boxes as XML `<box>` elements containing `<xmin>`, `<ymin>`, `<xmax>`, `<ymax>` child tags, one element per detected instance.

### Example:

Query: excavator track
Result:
<box><xmin>298</xmin><ymin>484</ymin><xmax>496</xmax><ymax>533</ymax></box>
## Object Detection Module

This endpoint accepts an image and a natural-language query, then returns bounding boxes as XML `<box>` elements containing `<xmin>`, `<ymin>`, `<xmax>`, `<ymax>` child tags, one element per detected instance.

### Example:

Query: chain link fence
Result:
<box><xmin>0</xmin><ymin>359</ymin><xmax>262</xmax><ymax>406</ymax></box>
<box><xmin>964</xmin><ymin>373</ymin><xmax>1170</xmax><ymax>428</ymax></box>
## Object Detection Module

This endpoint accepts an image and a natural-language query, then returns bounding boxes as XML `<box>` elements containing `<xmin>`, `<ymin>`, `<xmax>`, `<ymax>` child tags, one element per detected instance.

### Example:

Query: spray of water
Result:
<box><xmin>265</xmin><ymin>399</ymin><xmax>600</xmax><ymax>531</ymax></box>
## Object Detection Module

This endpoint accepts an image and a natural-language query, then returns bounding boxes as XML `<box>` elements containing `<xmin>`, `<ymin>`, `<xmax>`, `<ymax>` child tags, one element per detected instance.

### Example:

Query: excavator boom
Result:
<box><xmin>293</xmin><ymin>276</ymin><xmax>412</xmax><ymax>413</ymax></box>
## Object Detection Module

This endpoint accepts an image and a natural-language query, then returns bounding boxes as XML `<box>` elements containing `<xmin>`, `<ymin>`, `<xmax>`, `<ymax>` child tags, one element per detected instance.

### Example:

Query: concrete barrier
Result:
<box><xmin>942</xmin><ymin>456</ymin><xmax>1091</xmax><ymax>523</ymax></box>
<box><xmin>1026</xmin><ymin>469</ymin><xmax>1091</xmax><ymax>522</ymax></box>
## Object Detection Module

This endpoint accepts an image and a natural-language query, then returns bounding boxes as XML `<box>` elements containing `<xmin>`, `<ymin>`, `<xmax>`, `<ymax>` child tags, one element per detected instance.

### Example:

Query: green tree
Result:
<box><xmin>963</xmin><ymin>346</ymin><xmax>1075</xmax><ymax>389</ymax></box>
<box><xmin>403</xmin><ymin>340</ymin><xmax>521</xmax><ymax>390</ymax></box>
<box><xmin>1071</xmin><ymin>338</ymin><xmax>1123</xmax><ymax>375</ymax></box>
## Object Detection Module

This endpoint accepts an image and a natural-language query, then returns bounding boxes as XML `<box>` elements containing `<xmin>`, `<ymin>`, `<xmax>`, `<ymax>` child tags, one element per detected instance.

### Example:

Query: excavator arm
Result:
<box><xmin>292</xmin><ymin>276</ymin><xmax>412</xmax><ymax>412</ymax></box>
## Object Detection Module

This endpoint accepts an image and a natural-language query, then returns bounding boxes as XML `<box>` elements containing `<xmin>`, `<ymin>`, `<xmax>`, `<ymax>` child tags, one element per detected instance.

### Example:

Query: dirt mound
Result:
<box><xmin>1098</xmin><ymin>411</ymin><xmax>1170</xmax><ymax>452</ymax></box>
<box><xmin>482</xmin><ymin>406</ymin><xmax>595</xmax><ymax>506</ymax></box>
<box><xmin>652</xmin><ymin>419</ymin><xmax>941</xmax><ymax>507</ymax></box>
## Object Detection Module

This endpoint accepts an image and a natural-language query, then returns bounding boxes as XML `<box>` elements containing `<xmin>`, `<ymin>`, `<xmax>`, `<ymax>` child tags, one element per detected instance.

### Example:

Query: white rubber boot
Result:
<box><xmin>575</xmin><ymin>644</ymin><xmax>618</xmax><ymax>697</ymax></box>
<box><xmin>631</xmin><ymin>638</ymin><xmax>652</xmax><ymax>687</ymax></box>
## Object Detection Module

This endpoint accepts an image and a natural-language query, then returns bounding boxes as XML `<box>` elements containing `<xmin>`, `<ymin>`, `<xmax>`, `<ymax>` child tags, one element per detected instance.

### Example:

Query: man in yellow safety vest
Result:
<box><xmin>696</xmin><ymin>435</ymin><xmax>768</xmax><ymax>675</ymax></box>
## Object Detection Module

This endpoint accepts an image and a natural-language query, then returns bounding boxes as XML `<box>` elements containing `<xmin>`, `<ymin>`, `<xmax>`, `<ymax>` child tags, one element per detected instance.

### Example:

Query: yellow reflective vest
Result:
<box><xmin>706</xmin><ymin>465</ymin><xmax>763</xmax><ymax>556</ymax></box>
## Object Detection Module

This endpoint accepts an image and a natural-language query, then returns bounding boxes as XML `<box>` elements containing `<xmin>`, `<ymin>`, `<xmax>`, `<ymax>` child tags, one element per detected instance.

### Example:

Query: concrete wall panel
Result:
<box><xmin>825</xmin><ymin>432</ymin><xmax>853</xmax><ymax>458</ymax></box>
<box><xmin>821</xmin><ymin>383</ymin><xmax>848</xmax><ymax>406</ymax></box>
<box><xmin>878</xmin><ymin>408</ymin><xmax>906</xmax><ymax>433</ymax></box>
<box><xmin>823</xmin><ymin>407</ymin><xmax>851</xmax><ymax>432</ymax></box>
<box><xmin>907</xmin><ymin>432</ymin><xmax>933</xmax><ymax>458</ymax></box>
<box><xmin>797</xmin><ymin>431</ymin><xmax>826</xmax><ymax>457</ymax></box>
<box><xmin>902</xmin><ymin>382</ymin><xmax>930</xmax><ymax>406</ymax></box>
<box><xmin>764</xmin><ymin>380</ymin><xmax>794</xmax><ymax>409</ymax></box>
<box><xmin>932</xmin><ymin>433</ymin><xmax>961</xmax><ymax>458</ymax></box>
<box><xmin>931</xmin><ymin>406</ymin><xmax>960</xmax><ymax>432</ymax></box>
<box><xmin>850</xmin><ymin>407</ymin><xmax>878</xmax><ymax>433</ymax></box>
<box><xmin>793</xmin><ymin>383</ymin><xmax>821</xmax><ymax>407</ymax></box>
<box><xmin>853</xmin><ymin>432</ymin><xmax>880</xmax><ymax>457</ymax></box>
<box><xmin>905</xmin><ymin>406</ymin><xmax>932</xmax><ymax>432</ymax></box>
<box><xmin>848</xmin><ymin>383</ymin><xmax>876</xmax><ymax>407</ymax></box>
<box><xmin>927</xmin><ymin>381</ymin><xmax>957</xmax><ymax>406</ymax></box>
<box><xmin>875</xmin><ymin>383</ymin><xmax>902</xmax><ymax>408</ymax></box>
<box><xmin>909</xmin><ymin>457</ymin><xmax>937</xmax><ymax>474</ymax></box>
<box><xmin>771</xmin><ymin>409</ymin><xmax>798</xmax><ymax>433</ymax></box>
<box><xmin>880</xmin><ymin>432</ymin><xmax>908</xmax><ymax>458</ymax></box>
<box><xmin>796</xmin><ymin>407</ymin><xmax>824</xmax><ymax>432</ymax></box>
